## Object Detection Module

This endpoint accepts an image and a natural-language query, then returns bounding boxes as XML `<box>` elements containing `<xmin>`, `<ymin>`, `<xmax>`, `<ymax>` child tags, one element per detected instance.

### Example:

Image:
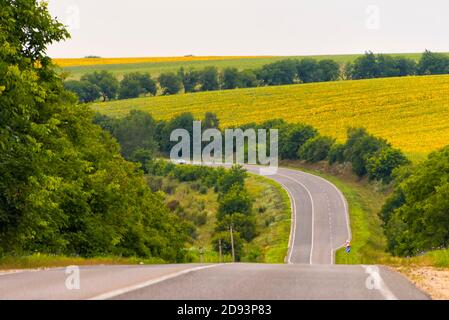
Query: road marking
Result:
<box><xmin>362</xmin><ymin>266</ymin><xmax>398</xmax><ymax>300</ymax></box>
<box><xmin>276</xmin><ymin>173</ymin><xmax>315</xmax><ymax>265</ymax></box>
<box><xmin>88</xmin><ymin>264</ymin><xmax>221</xmax><ymax>300</ymax></box>
<box><xmin>278</xmin><ymin>182</ymin><xmax>297</xmax><ymax>264</ymax></box>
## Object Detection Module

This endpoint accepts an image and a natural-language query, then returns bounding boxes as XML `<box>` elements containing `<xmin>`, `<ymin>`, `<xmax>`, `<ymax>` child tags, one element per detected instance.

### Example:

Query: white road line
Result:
<box><xmin>88</xmin><ymin>264</ymin><xmax>220</xmax><ymax>300</ymax></box>
<box><xmin>276</xmin><ymin>173</ymin><xmax>315</xmax><ymax>265</ymax></box>
<box><xmin>278</xmin><ymin>182</ymin><xmax>297</xmax><ymax>264</ymax></box>
<box><xmin>362</xmin><ymin>266</ymin><xmax>398</xmax><ymax>300</ymax></box>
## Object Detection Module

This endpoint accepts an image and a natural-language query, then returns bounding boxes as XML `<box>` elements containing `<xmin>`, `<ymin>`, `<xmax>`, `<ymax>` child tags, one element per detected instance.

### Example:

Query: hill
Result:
<box><xmin>92</xmin><ymin>75</ymin><xmax>449</xmax><ymax>161</ymax></box>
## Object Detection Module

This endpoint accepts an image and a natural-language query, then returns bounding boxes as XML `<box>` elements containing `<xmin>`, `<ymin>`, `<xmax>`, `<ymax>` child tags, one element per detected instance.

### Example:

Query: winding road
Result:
<box><xmin>0</xmin><ymin>166</ymin><xmax>428</xmax><ymax>300</ymax></box>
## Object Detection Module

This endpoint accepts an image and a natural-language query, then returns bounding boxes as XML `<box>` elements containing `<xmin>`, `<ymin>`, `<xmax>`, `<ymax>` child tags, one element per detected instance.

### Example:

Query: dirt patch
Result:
<box><xmin>397</xmin><ymin>267</ymin><xmax>449</xmax><ymax>300</ymax></box>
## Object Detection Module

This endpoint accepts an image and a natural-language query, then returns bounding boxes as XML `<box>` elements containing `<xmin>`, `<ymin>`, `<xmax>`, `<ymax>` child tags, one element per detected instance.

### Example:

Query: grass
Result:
<box><xmin>0</xmin><ymin>254</ymin><xmax>165</xmax><ymax>271</ymax></box>
<box><xmin>244</xmin><ymin>175</ymin><xmax>292</xmax><ymax>264</ymax></box>
<box><xmin>93</xmin><ymin>74</ymin><xmax>449</xmax><ymax>162</ymax></box>
<box><xmin>57</xmin><ymin>53</ymin><xmax>435</xmax><ymax>80</ymax></box>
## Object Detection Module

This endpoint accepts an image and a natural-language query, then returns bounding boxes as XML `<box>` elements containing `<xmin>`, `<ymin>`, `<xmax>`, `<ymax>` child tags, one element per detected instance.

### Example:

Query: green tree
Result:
<box><xmin>199</xmin><ymin>67</ymin><xmax>220</xmax><ymax>91</ymax></box>
<box><xmin>81</xmin><ymin>71</ymin><xmax>119</xmax><ymax>101</ymax></box>
<box><xmin>297</xmin><ymin>59</ymin><xmax>321</xmax><ymax>83</ymax></box>
<box><xmin>417</xmin><ymin>50</ymin><xmax>449</xmax><ymax>75</ymax></box>
<box><xmin>119</xmin><ymin>72</ymin><xmax>157</xmax><ymax>99</ymax></box>
<box><xmin>318</xmin><ymin>59</ymin><xmax>341</xmax><ymax>81</ymax></box>
<box><xmin>0</xmin><ymin>0</ymin><xmax>188</xmax><ymax>261</ymax></box>
<box><xmin>212</xmin><ymin>231</ymin><xmax>243</xmax><ymax>261</ymax></box>
<box><xmin>222</xmin><ymin>68</ymin><xmax>240</xmax><ymax>89</ymax></box>
<box><xmin>383</xmin><ymin>147</ymin><xmax>449</xmax><ymax>256</ymax></box>
<box><xmin>279</xmin><ymin>124</ymin><xmax>318</xmax><ymax>160</ymax></box>
<box><xmin>64</xmin><ymin>80</ymin><xmax>100</xmax><ymax>103</ymax></box>
<box><xmin>366</xmin><ymin>148</ymin><xmax>410</xmax><ymax>183</ymax></box>
<box><xmin>257</xmin><ymin>59</ymin><xmax>298</xmax><ymax>85</ymax></box>
<box><xmin>299</xmin><ymin>136</ymin><xmax>335</xmax><ymax>162</ymax></box>
<box><xmin>178</xmin><ymin>68</ymin><xmax>200</xmax><ymax>93</ymax></box>
<box><xmin>216</xmin><ymin>213</ymin><xmax>257</xmax><ymax>242</ymax></box>
<box><xmin>158</xmin><ymin>72</ymin><xmax>182</xmax><ymax>95</ymax></box>
<box><xmin>217</xmin><ymin>185</ymin><xmax>253</xmax><ymax>220</ymax></box>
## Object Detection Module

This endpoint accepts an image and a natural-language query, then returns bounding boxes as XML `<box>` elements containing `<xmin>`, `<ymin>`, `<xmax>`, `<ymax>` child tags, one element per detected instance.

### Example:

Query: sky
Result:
<box><xmin>47</xmin><ymin>0</ymin><xmax>449</xmax><ymax>58</ymax></box>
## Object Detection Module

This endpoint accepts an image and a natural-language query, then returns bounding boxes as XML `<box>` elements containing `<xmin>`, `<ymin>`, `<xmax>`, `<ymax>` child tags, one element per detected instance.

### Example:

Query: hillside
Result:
<box><xmin>92</xmin><ymin>75</ymin><xmax>449</xmax><ymax>161</ymax></box>
<box><xmin>57</xmin><ymin>53</ymin><xmax>430</xmax><ymax>80</ymax></box>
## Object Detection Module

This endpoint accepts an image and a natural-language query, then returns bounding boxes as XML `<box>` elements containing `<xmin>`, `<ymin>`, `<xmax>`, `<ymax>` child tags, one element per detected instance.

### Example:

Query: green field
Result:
<box><xmin>60</xmin><ymin>53</ymin><xmax>430</xmax><ymax>80</ymax></box>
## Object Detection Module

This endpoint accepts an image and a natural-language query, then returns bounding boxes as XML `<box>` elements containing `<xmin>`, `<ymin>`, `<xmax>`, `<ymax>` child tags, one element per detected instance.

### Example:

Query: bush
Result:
<box><xmin>298</xmin><ymin>136</ymin><xmax>335</xmax><ymax>162</ymax></box>
<box><xmin>81</xmin><ymin>71</ymin><xmax>119</xmax><ymax>101</ymax></box>
<box><xmin>328</xmin><ymin>143</ymin><xmax>346</xmax><ymax>165</ymax></box>
<box><xmin>279</xmin><ymin>124</ymin><xmax>318</xmax><ymax>160</ymax></box>
<box><xmin>216</xmin><ymin>213</ymin><xmax>257</xmax><ymax>242</ymax></box>
<box><xmin>366</xmin><ymin>148</ymin><xmax>410</xmax><ymax>183</ymax></box>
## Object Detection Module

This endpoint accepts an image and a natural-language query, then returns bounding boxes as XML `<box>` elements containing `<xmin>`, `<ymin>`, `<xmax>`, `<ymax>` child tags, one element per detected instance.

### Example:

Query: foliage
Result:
<box><xmin>299</xmin><ymin>136</ymin><xmax>335</xmax><ymax>162</ymax></box>
<box><xmin>119</xmin><ymin>72</ymin><xmax>157</xmax><ymax>99</ymax></box>
<box><xmin>81</xmin><ymin>71</ymin><xmax>119</xmax><ymax>101</ymax></box>
<box><xmin>64</xmin><ymin>80</ymin><xmax>100</xmax><ymax>103</ymax></box>
<box><xmin>382</xmin><ymin>147</ymin><xmax>449</xmax><ymax>256</ymax></box>
<box><xmin>158</xmin><ymin>72</ymin><xmax>182</xmax><ymax>95</ymax></box>
<box><xmin>0</xmin><ymin>0</ymin><xmax>189</xmax><ymax>261</ymax></box>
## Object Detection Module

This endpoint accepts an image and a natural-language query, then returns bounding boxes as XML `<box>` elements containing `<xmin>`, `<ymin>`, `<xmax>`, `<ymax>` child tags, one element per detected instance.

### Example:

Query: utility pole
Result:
<box><xmin>230</xmin><ymin>225</ymin><xmax>235</xmax><ymax>263</ymax></box>
<box><xmin>218</xmin><ymin>239</ymin><xmax>223</xmax><ymax>263</ymax></box>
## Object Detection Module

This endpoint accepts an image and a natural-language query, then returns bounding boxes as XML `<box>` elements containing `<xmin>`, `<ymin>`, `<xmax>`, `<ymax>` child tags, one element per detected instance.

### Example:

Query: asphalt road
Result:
<box><xmin>0</xmin><ymin>166</ymin><xmax>429</xmax><ymax>300</ymax></box>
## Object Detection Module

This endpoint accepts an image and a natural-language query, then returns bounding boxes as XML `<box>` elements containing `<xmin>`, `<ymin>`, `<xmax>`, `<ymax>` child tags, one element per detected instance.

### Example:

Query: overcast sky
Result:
<box><xmin>47</xmin><ymin>0</ymin><xmax>449</xmax><ymax>58</ymax></box>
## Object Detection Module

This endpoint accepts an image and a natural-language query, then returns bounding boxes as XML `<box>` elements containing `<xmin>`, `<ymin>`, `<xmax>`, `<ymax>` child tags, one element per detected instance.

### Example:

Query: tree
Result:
<box><xmin>212</xmin><ymin>231</ymin><xmax>243</xmax><ymax>261</ymax></box>
<box><xmin>199</xmin><ymin>67</ymin><xmax>220</xmax><ymax>91</ymax></box>
<box><xmin>216</xmin><ymin>213</ymin><xmax>257</xmax><ymax>242</ymax></box>
<box><xmin>299</xmin><ymin>136</ymin><xmax>335</xmax><ymax>162</ymax></box>
<box><xmin>343</xmin><ymin>128</ymin><xmax>386</xmax><ymax>177</ymax></box>
<box><xmin>107</xmin><ymin>110</ymin><xmax>159</xmax><ymax>162</ymax></box>
<box><xmin>203</xmin><ymin>112</ymin><xmax>220</xmax><ymax>130</ymax></box>
<box><xmin>81</xmin><ymin>71</ymin><xmax>119</xmax><ymax>101</ymax></box>
<box><xmin>238</xmin><ymin>69</ymin><xmax>258</xmax><ymax>88</ymax></box>
<box><xmin>64</xmin><ymin>80</ymin><xmax>101</xmax><ymax>103</ymax></box>
<box><xmin>217</xmin><ymin>166</ymin><xmax>247</xmax><ymax>195</ymax></box>
<box><xmin>119</xmin><ymin>72</ymin><xmax>157</xmax><ymax>99</ymax></box>
<box><xmin>382</xmin><ymin>147</ymin><xmax>449</xmax><ymax>256</ymax></box>
<box><xmin>366</xmin><ymin>148</ymin><xmax>410</xmax><ymax>183</ymax></box>
<box><xmin>0</xmin><ymin>0</ymin><xmax>189</xmax><ymax>261</ymax></box>
<box><xmin>349</xmin><ymin>51</ymin><xmax>379</xmax><ymax>79</ymax></box>
<box><xmin>217</xmin><ymin>184</ymin><xmax>253</xmax><ymax>220</ymax></box>
<box><xmin>178</xmin><ymin>68</ymin><xmax>200</xmax><ymax>93</ymax></box>
<box><xmin>222</xmin><ymin>68</ymin><xmax>240</xmax><ymax>89</ymax></box>
<box><xmin>279</xmin><ymin>124</ymin><xmax>318</xmax><ymax>160</ymax></box>
<box><xmin>318</xmin><ymin>59</ymin><xmax>341</xmax><ymax>81</ymax></box>
<box><xmin>297</xmin><ymin>59</ymin><xmax>321</xmax><ymax>83</ymax></box>
<box><xmin>417</xmin><ymin>50</ymin><xmax>449</xmax><ymax>75</ymax></box>
<box><xmin>257</xmin><ymin>59</ymin><xmax>298</xmax><ymax>85</ymax></box>
<box><xmin>158</xmin><ymin>72</ymin><xmax>182</xmax><ymax>95</ymax></box>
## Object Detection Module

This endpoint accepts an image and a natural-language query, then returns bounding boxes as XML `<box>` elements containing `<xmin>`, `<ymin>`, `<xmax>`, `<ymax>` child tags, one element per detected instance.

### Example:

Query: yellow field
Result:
<box><xmin>92</xmin><ymin>75</ymin><xmax>449</xmax><ymax>161</ymax></box>
<box><xmin>54</xmin><ymin>56</ymin><xmax>271</xmax><ymax>68</ymax></box>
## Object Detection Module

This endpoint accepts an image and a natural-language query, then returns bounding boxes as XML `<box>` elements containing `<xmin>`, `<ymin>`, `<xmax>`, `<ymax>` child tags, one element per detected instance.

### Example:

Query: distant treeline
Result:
<box><xmin>66</xmin><ymin>50</ymin><xmax>449</xmax><ymax>103</ymax></box>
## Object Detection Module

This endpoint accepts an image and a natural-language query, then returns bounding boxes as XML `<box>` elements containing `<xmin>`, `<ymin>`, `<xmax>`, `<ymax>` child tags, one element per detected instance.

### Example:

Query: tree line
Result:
<box><xmin>65</xmin><ymin>50</ymin><xmax>449</xmax><ymax>103</ymax></box>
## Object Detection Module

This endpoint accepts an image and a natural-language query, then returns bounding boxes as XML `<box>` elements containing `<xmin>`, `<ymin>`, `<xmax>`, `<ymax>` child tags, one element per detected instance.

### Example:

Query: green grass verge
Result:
<box><xmin>0</xmin><ymin>254</ymin><xmax>165</xmax><ymax>270</ymax></box>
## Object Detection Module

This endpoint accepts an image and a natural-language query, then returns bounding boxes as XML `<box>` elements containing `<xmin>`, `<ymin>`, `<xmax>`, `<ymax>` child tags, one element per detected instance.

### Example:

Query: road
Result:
<box><xmin>0</xmin><ymin>166</ymin><xmax>429</xmax><ymax>300</ymax></box>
